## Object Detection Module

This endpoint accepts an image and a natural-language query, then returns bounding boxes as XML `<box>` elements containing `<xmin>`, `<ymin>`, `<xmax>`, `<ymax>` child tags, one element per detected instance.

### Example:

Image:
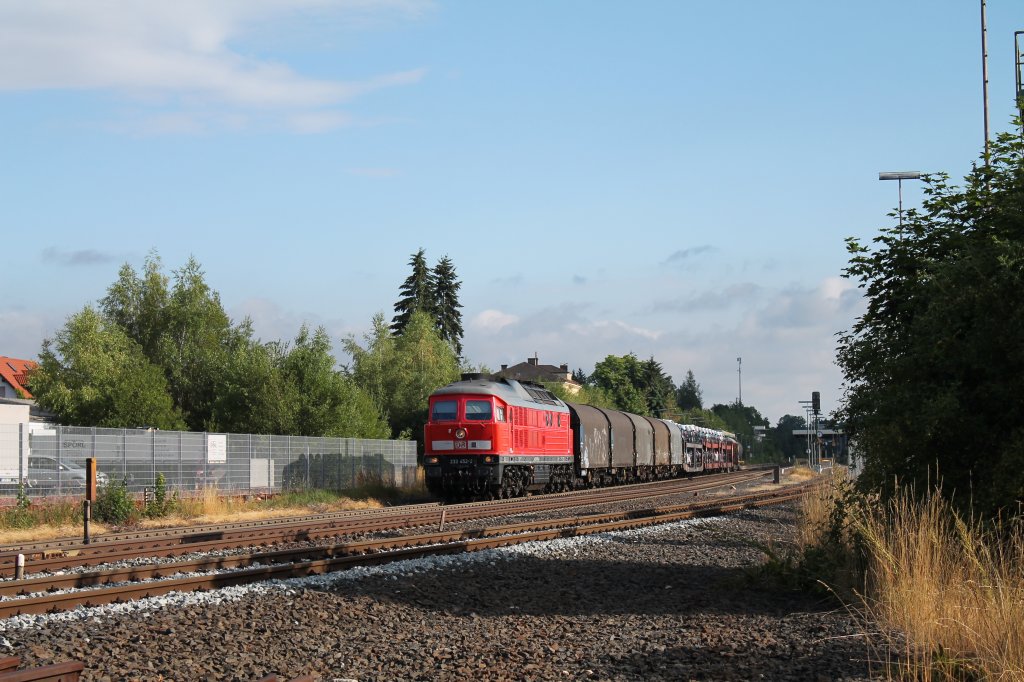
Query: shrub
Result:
<box><xmin>94</xmin><ymin>477</ymin><xmax>135</xmax><ymax>525</ymax></box>
<box><xmin>144</xmin><ymin>472</ymin><xmax>175</xmax><ymax>518</ymax></box>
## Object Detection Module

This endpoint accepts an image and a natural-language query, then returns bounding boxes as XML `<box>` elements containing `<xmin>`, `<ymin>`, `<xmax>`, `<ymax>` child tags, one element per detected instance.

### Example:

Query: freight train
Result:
<box><xmin>424</xmin><ymin>374</ymin><xmax>741</xmax><ymax>500</ymax></box>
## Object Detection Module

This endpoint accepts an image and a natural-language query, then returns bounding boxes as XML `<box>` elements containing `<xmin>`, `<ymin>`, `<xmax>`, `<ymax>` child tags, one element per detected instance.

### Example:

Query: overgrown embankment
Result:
<box><xmin>794</xmin><ymin>472</ymin><xmax>1024</xmax><ymax>680</ymax></box>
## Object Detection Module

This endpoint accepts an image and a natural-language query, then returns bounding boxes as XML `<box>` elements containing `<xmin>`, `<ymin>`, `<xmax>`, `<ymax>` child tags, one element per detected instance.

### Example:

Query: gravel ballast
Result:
<box><xmin>0</xmin><ymin>502</ymin><xmax>873</xmax><ymax>681</ymax></box>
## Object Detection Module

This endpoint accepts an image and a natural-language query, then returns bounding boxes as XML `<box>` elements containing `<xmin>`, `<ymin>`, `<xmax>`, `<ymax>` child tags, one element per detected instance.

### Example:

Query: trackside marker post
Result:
<box><xmin>439</xmin><ymin>509</ymin><xmax>447</xmax><ymax>532</ymax></box>
<box><xmin>14</xmin><ymin>554</ymin><xmax>24</xmax><ymax>580</ymax></box>
<box><xmin>84</xmin><ymin>457</ymin><xmax>97</xmax><ymax>545</ymax></box>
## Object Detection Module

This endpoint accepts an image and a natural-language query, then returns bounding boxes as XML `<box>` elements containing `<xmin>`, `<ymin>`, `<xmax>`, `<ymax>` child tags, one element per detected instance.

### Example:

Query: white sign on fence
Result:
<box><xmin>207</xmin><ymin>434</ymin><xmax>227</xmax><ymax>464</ymax></box>
<box><xmin>250</xmin><ymin>459</ymin><xmax>273</xmax><ymax>488</ymax></box>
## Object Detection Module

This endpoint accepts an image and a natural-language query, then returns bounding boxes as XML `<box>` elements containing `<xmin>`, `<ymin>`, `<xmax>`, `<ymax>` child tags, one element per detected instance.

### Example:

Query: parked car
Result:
<box><xmin>26</xmin><ymin>456</ymin><xmax>109</xmax><ymax>492</ymax></box>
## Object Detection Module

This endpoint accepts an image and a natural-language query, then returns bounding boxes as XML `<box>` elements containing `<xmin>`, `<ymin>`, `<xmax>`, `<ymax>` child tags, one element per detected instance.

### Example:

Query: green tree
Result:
<box><xmin>590</xmin><ymin>353</ymin><xmax>648</xmax><ymax>414</ymax></box>
<box><xmin>389</xmin><ymin>311</ymin><xmax>461</xmax><ymax>438</ymax></box>
<box><xmin>280</xmin><ymin>325</ymin><xmax>390</xmax><ymax>438</ymax></box>
<box><xmin>391</xmin><ymin>248</ymin><xmax>434</xmax><ymax>336</ymax></box>
<box><xmin>100</xmin><ymin>251</ymin><xmax>169</xmax><ymax>359</ymax></box>
<box><xmin>211</xmin><ymin>325</ymin><xmax>295</xmax><ymax>435</ymax></box>
<box><xmin>678</xmin><ymin>407</ymin><xmax>729</xmax><ymax>431</ymax></box>
<box><xmin>155</xmin><ymin>257</ymin><xmax>234</xmax><ymax>430</ymax></box>
<box><xmin>711</xmin><ymin>401</ymin><xmax>773</xmax><ymax>461</ymax></box>
<box><xmin>676</xmin><ymin>369</ymin><xmax>703</xmax><ymax>411</ymax></box>
<box><xmin>543</xmin><ymin>382</ymin><xmax>617</xmax><ymax>410</ymax></box>
<box><xmin>344</xmin><ymin>313</ymin><xmax>397</xmax><ymax>415</ymax></box>
<box><xmin>769</xmin><ymin>414</ymin><xmax>808</xmax><ymax>463</ymax></box>
<box><xmin>348</xmin><ymin>310</ymin><xmax>460</xmax><ymax>441</ymax></box>
<box><xmin>838</xmin><ymin>123</ymin><xmax>1024</xmax><ymax>518</ymax></box>
<box><xmin>30</xmin><ymin>306</ymin><xmax>185</xmax><ymax>429</ymax></box>
<box><xmin>430</xmin><ymin>255</ymin><xmax>464</xmax><ymax>357</ymax></box>
<box><xmin>639</xmin><ymin>357</ymin><xmax>676</xmax><ymax>418</ymax></box>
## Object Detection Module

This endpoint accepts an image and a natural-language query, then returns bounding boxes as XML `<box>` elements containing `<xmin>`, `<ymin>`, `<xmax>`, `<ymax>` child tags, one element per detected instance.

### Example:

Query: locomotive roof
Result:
<box><xmin>431</xmin><ymin>377</ymin><xmax>570</xmax><ymax>412</ymax></box>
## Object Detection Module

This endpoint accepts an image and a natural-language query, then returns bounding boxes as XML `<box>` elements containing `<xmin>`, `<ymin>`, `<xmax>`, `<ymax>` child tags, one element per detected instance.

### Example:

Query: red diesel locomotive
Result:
<box><xmin>424</xmin><ymin>375</ymin><xmax>573</xmax><ymax>499</ymax></box>
<box><xmin>424</xmin><ymin>374</ymin><xmax>741</xmax><ymax>500</ymax></box>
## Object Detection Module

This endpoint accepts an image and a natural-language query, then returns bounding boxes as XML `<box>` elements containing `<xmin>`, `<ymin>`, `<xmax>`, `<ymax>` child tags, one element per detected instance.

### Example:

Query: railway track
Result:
<box><xmin>0</xmin><ymin>470</ymin><xmax>774</xmax><ymax>575</ymax></box>
<box><xmin>0</xmin><ymin>480</ymin><xmax>815</xmax><ymax>619</ymax></box>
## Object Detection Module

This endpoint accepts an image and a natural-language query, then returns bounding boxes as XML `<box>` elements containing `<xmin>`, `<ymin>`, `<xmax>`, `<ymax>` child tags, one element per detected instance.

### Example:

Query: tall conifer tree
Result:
<box><xmin>430</xmin><ymin>255</ymin><xmax>464</xmax><ymax>357</ymax></box>
<box><xmin>391</xmin><ymin>248</ymin><xmax>434</xmax><ymax>336</ymax></box>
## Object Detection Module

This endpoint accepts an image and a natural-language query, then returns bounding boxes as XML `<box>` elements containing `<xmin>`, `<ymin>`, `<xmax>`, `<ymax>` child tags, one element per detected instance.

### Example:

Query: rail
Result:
<box><xmin>0</xmin><ymin>482</ymin><xmax>815</xmax><ymax>619</ymax></box>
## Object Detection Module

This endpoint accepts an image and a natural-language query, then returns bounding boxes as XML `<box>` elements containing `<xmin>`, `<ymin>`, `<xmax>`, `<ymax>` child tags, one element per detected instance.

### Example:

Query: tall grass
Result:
<box><xmin>856</xmin><ymin>491</ymin><xmax>1024</xmax><ymax>680</ymax></box>
<box><xmin>799</xmin><ymin>474</ymin><xmax>1024</xmax><ymax>680</ymax></box>
<box><xmin>0</xmin><ymin>498</ymin><xmax>81</xmax><ymax>531</ymax></box>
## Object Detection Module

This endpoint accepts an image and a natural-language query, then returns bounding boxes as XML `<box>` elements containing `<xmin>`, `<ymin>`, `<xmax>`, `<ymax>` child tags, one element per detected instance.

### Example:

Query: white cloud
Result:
<box><xmin>471</xmin><ymin>309</ymin><xmax>520</xmax><ymax>333</ymax></box>
<box><xmin>459</xmin><ymin>277</ymin><xmax>866</xmax><ymax>422</ymax></box>
<box><xmin>568</xmin><ymin>320</ymin><xmax>662</xmax><ymax>342</ymax></box>
<box><xmin>0</xmin><ymin>1</ymin><xmax>431</xmax><ymax>132</ymax></box>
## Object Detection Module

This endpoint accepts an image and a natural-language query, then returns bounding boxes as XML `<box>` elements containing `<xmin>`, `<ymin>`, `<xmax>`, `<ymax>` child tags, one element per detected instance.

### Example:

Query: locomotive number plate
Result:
<box><xmin>454</xmin><ymin>441</ymin><xmax>467</xmax><ymax>449</ymax></box>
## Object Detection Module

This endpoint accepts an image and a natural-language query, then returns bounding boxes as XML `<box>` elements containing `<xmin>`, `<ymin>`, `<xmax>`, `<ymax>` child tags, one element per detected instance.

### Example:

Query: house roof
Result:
<box><xmin>0</xmin><ymin>356</ymin><xmax>37</xmax><ymax>399</ymax></box>
<box><xmin>495</xmin><ymin>357</ymin><xmax>580</xmax><ymax>386</ymax></box>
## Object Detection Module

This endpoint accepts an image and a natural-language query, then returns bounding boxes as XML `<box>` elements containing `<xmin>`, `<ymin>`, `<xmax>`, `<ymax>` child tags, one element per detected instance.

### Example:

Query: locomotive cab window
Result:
<box><xmin>431</xmin><ymin>400</ymin><xmax>458</xmax><ymax>422</ymax></box>
<box><xmin>465</xmin><ymin>400</ymin><xmax>493</xmax><ymax>421</ymax></box>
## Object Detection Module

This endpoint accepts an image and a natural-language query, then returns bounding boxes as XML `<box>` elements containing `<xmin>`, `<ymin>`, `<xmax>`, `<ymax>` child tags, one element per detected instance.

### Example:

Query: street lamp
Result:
<box><xmin>879</xmin><ymin>171</ymin><xmax>922</xmax><ymax>228</ymax></box>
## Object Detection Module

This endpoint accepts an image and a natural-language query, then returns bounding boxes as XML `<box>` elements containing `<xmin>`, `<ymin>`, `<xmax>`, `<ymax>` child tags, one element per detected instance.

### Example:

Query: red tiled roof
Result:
<box><xmin>0</xmin><ymin>356</ymin><xmax>37</xmax><ymax>399</ymax></box>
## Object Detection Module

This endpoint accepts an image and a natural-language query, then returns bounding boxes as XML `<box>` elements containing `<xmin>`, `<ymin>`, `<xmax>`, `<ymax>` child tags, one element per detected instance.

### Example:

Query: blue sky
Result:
<box><xmin>2</xmin><ymin>1</ymin><xmax>1023</xmax><ymax>423</ymax></box>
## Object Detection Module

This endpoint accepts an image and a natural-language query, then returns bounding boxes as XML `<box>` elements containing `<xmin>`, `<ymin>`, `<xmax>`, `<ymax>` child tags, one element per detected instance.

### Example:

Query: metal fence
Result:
<box><xmin>0</xmin><ymin>423</ymin><xmax>418</xmax><ymax>498</ymax></box>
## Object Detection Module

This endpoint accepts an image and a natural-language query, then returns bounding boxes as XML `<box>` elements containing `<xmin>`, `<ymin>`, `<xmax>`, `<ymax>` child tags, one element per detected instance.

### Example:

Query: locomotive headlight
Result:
<box><xmin>427</xmin><ymin>456</ymin><xmax>439</xmax><ymax>464</ymax></box>
<box><xmin>483</xmin><ymin>456</ymin><xmax>493</xmax><ymax>463</ymax></box>
<box><xmin>455</xmin><ymin>428</ymin><xmax>466</xmax><ymax>439</ymax></box>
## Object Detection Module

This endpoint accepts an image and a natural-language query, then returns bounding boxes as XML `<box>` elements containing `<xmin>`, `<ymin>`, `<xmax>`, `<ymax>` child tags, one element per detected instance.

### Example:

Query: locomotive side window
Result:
<box><xmin>465</xmin><ymin>400</ymin><xmax>493</xmax><ymax>421</ymax></box>
<box><xmin>496</xmin><ymin>406</ymin><xmax>506</xmax><ymax>422</ymax></box>
<box><xmin>431</xmin><ymin>400</ymin><xmax>458</xmax><ymax>422</ymax></box>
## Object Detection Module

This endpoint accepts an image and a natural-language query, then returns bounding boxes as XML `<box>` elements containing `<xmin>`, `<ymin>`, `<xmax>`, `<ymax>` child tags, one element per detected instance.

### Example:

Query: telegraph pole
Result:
<box><xmin>981</xmin><ymin>0</ymin><xmax>991</xmax><ymax>165</ymax></box>
<box><xmin>736</xmin><ymin>357</ymin><xmax>742</xmax><ymax>405</ymax></box>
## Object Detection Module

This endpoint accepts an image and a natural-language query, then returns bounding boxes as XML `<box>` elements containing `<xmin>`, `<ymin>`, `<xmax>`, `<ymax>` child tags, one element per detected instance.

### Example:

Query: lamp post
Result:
<box><xmin>879</xmin><ymin>171</ymin><xmax>922</xmax><ymax>228</ymax></box>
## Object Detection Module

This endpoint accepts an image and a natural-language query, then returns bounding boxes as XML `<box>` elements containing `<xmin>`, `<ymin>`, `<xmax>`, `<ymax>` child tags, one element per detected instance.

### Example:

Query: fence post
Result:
<box><xmin>122</xmin><ymin>429</ymin><xmax>127</xmax><ymax>491</ymax></box>
<box><xmin>207</xmin><ymin>431</ymin><xmax>211</xmax><ymax>484</ymax></box>
<box><xmin>17</xmin><ymin>423</ymin><xmax>24</xmax><ymax>492</ymax></box>
<box><xmin>151</xmin><ymin>428</ymin><xmax>157</xmax><ymax>491</ymax></box>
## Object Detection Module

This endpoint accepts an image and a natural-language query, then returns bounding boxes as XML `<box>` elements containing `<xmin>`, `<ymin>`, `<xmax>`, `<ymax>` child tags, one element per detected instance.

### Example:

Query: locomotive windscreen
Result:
<box><xmin>431</xmin><ymin>400</ymin><xmax>457</xmax><ymax>421</ymax></box>
<box><xmin>465</xmin><ymin>400</ymin><xmax>493</xmax><ymax>421</ymax></box>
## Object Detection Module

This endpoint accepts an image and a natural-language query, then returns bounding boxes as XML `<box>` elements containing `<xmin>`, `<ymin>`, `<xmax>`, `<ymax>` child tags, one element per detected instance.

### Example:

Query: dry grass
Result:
<box><xmin>742</xmin><ymin>463</ymin><xmax>825</xmax><ymax>495</ymax></box>
<box><xmin>0</xmin><ymin>486</ymin><xmax>389</xmax><ymax>543</ymax></box>
<box><xmin>798</xmin><ymin>473</ymin><xmax>1024</xmax><ymax>681</ymax></box>
<box><xmin>855</xmin><ymin>492</ymin><xmax>1024</xmax><ymax>680</ymax></box>
<box><xmin>140</xmin><ymin>487</ymin><xmax>384</xmax><ymax>529</ymax></box>
<box><xmin>137</xmin><ymin>486</ymin><xmax>385</xmax><ymax>529</ymax></box>
<box><xmin>786</xmin><ymin>464</ymin><xmax>821</xmax><ymax>483</ymax></box>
